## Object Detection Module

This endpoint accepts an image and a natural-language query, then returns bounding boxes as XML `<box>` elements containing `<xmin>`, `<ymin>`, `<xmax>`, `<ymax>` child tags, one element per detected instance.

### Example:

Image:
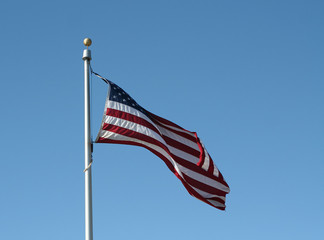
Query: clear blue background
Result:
<box><xmin>1</xmin><ymin>1</ymin><xmax>323</xmax><ymax>239</ymax></box>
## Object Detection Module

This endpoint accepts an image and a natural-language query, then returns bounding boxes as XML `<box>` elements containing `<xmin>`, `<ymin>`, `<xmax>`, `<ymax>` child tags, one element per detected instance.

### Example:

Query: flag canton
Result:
<box><xmin>109</xmin><ymin>82</ymin><xmax>147</xmax><ymax>115</ymax></box>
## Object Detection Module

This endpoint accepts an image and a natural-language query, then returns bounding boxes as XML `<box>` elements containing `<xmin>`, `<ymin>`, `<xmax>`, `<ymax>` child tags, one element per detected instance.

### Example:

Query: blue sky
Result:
<box><xmin>1</xmin><ymin>1</ymin><xmax>323</xmax><ymax>239</ymax></box>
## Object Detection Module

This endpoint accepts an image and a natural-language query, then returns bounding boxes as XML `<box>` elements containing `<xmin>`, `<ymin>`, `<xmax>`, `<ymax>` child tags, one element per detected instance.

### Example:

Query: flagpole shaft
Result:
<box><xmin>83</xmin><ymin>46</ymin><xmax>93</xmax><ymax>240</ymax></box>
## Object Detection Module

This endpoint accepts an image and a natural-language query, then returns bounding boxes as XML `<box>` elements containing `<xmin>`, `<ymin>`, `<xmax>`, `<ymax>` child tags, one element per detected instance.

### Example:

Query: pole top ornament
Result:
<box><xmin>83</xmin><ymin>38</ymin><xmax>92</xmax><ymax>47</ymax></box>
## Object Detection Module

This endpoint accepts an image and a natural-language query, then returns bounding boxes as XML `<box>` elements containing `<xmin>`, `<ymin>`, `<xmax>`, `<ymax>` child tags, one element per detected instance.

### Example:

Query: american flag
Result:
<box><xmin>94</xmin><ymin>72</ymin><xmax>230</xmax><ymax>210</ymax></box>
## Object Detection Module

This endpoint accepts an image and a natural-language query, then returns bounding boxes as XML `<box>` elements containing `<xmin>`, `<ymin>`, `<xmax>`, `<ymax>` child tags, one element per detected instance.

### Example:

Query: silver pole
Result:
<box><xmin>82</xmin><ymin>38</ymin><xmax>93</xmax><ymax>240</ymax></box>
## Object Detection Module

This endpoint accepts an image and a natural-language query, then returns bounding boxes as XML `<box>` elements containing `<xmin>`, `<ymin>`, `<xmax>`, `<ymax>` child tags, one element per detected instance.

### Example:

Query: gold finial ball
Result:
<box><xmin>83</xmin><ymin>38</ymin><xmax>92</xmax><ymax>47</ymax></box>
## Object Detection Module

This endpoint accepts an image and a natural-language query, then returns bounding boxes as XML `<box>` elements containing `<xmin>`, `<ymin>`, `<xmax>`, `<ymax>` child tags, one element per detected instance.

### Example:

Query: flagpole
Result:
<box><xmin>82</xmin><ymin>38</ymin><xmax>93</xmax><ymax>240</ymax></box>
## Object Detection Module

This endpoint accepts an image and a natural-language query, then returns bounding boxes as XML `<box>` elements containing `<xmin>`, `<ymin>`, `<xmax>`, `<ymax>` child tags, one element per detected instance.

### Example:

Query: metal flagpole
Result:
<box><xmin>82</xmin><ymin>38</ymin><xmax>93</xmax><ymax>240</ymax></box>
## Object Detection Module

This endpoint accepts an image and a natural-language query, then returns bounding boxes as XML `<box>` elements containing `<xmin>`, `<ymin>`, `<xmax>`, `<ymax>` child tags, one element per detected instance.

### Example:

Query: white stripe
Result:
<box><xmin>191</xmin><ymin>186</ymin><xmax>226</xmax><ymax>201</ymax></box>
<box><xmin>178</xmin><ymin>165</ymin><xmax>230</xmax><ymax>193</ymax></box>
<box><xmin>153</xmin><ymin>118</ymin><xmax>196</xmax><ymax>138</ymax></box>
<box><xmin>207</xmin><ymin>199</ymin><xmax>226</xmax><ymax>208</ymax></box>
<box><xmin>200</xmin><ymin>142</ymin><xmax>220</xmax><ymax>177</ymax></box>
<box><xmin>168</xmin><ymin>145</ymin><xmax>199</xmax><ymax>165</ymax></box>
<box><xmin>213</xmin><ymin>164</ymin><xmax>220</xmax><ymax>177</ymax></box>
<box><xmin>107</xmin><ymin>101</ymin><xmax>160</xmax><ymax>133</ymax></box>
<box><xmin>157</xmin><ymin>125</ymin><xmax>200</xmax><ymax>151</ymax></box>
<box><xmin>201</xmin><ymin>148</ymin><xmax>210</xmax><ymax>171</ymax></box>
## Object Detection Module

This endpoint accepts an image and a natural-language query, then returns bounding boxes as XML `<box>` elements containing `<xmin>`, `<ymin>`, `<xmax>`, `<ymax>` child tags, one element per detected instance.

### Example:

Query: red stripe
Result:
<box><xmin>196</xmin><ymin>136</ymin><xmax>215</xmax><ymax>177</ymax></box>
<box><xmin>217</xmin><ymin>171</ymin><xmax>229</xmax><ymax>188</ymax></box>
<box><xmin>162</xmin><ymin>135</ymin><xmax>200</xmax><ymax>158</ymax></box>
<box><xmin>207</xmin><ymin>153</ymin><xmax>215</xmax><ymax>175</ymax></box>
<box><xmin>182</xmin><ymin>173</ymin><xmax>227</xmax><ymax>198</ymax></box>
<box><xmin>106</xmin><ymin>108</ymin><xmax>161</xmax><ymax>136</ymax></box>
<box><xmin>196</xmin><ymin>134</ymin><xmax>215</xmax><ymax>175</ymax></box>
<box><xmin>196</xmin><ymin>133</ymin><xmax>206</xmax><ymax>168</ymax></box>
<box><xmin>148</xmin><ymin>111</ymin><xmax>188</xmax><ymax>130</ymax></box>
<box><xmin>152</xmin><ymin>119</ymin><xmax>197</xmax><ymax>142</ymax></box>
